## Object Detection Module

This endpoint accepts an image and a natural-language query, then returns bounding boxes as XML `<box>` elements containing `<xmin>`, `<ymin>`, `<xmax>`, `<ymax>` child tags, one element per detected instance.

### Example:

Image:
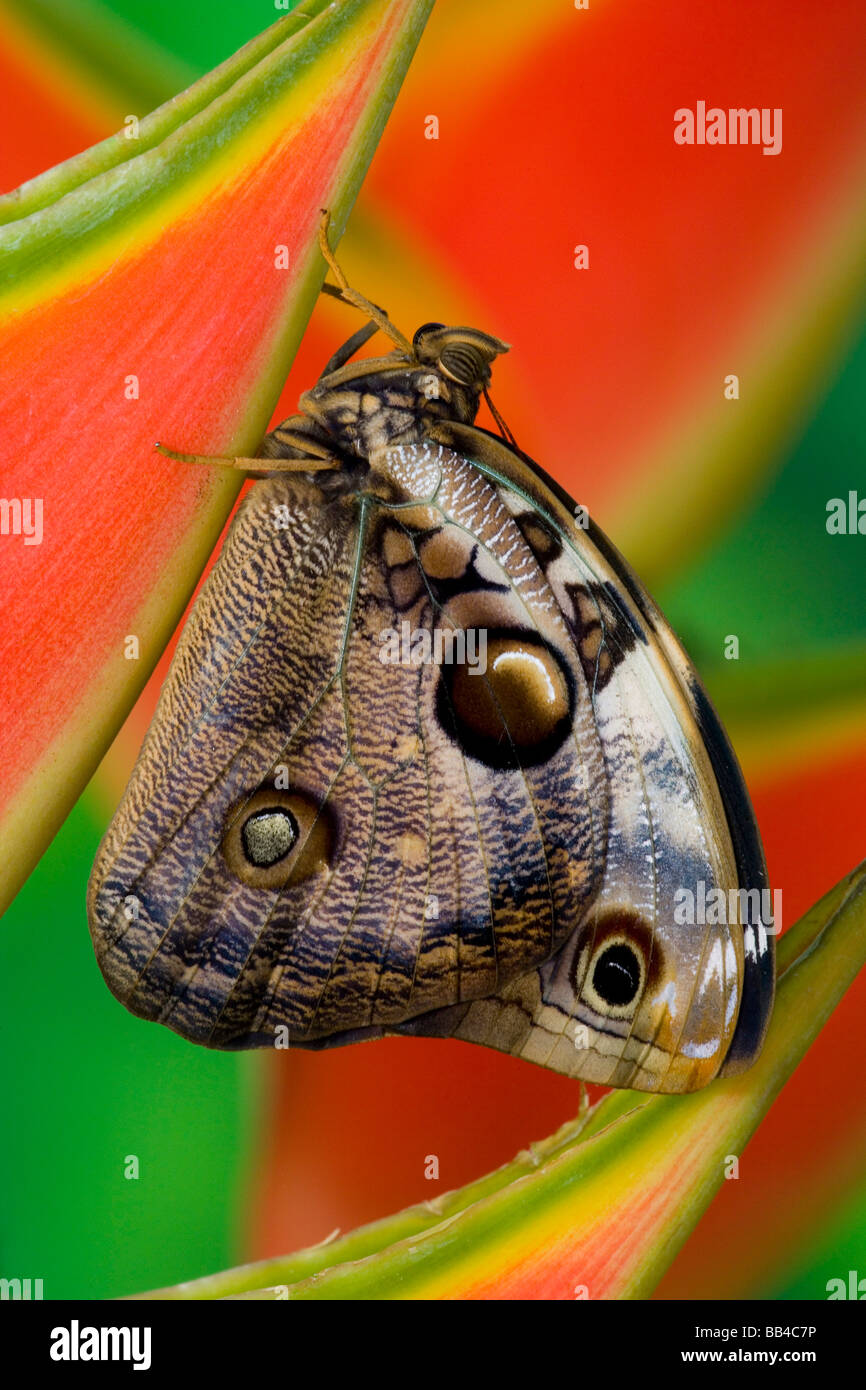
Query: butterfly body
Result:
<box><xmin>88</xmin><ymin>311</ymin><xmax>774</xmax><ymax>1093</ymax></box>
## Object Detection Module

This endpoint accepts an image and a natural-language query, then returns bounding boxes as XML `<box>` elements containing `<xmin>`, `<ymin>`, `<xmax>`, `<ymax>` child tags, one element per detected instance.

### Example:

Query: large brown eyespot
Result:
<box><xmin>222</xmin><ymin>787</ymin><xmax>334</xmax><ymax>890</ymax></box>
<box><xmin>436</xmin><ymin>627</ymin><xmax>574</xmax><ymax>769</ymax></box>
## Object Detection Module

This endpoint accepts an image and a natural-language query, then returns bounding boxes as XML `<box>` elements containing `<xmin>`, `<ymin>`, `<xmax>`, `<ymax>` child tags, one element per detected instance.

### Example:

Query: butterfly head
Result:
<box><xmin>412</xmin><ymin>323</ymin><xmax>509</xmax><ymax>393</ymax></box>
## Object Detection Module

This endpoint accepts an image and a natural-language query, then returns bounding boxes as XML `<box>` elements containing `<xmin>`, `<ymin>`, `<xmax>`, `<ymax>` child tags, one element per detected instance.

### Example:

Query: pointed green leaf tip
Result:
<box><xmin>137</xmin><ymin>861</ymin><xmax>866</xmax><ymax>1299</ymax></box>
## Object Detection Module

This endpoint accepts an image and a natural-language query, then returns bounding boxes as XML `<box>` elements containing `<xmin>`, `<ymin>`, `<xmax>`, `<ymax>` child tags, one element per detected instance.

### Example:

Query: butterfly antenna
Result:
<box><xmin>483</xmin><ymin>386</ymin><xmax>519</xmax><ymax>451</ymax></box>
<box><xmin>318</xmin><ymin>210</ymin><xmax>413</xmax><ymax>357</ymax></box>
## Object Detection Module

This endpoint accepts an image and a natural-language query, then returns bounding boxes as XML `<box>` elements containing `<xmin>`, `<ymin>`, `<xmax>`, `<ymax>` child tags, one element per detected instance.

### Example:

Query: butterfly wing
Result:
<box><xmin>88</xmin><ymin>428</ymin><xmax>773</xmax><ymax>1091</ymax></box>
<box><xmin>88</xmin><ymin>448</ymin><xmax>606</xmax><ymax>1050</ymax></box>
<box><xmin>389</xmin><ymin>423</ymin><xmax>775</xmax><ymax>1092</ymax></box>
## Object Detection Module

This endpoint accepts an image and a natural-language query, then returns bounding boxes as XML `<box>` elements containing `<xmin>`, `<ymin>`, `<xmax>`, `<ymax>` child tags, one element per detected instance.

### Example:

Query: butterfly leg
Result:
<box><xmin>157</xmin><ymin>396</ymin><xmax>347</xmax><ymax>476</ymax></box>
<box><xmin>257</xmin><ymin>411</ymin><xmax>347</xmax><ymax>471</ymax></box>
<box><xmin>317</xmin><ymin>300</ymin><xmax>382</xmax><ymax>377</ymax></box>
<box><xmin>317</xmin><ymin>209</ymin><xmax>414</xmax><ymax>356</ymax></box>
<box><xmin>155</xmin><ymin>436</ymin><xmax>340</xmax><ymax>475</ymax></box>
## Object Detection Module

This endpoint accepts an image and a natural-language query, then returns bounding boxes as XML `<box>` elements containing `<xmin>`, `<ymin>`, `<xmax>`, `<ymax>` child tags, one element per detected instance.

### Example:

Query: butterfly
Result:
<box><xmin>87</xmin><ymin>213</ymin><xmax>775</xmax><ymax>1093</ymax></box>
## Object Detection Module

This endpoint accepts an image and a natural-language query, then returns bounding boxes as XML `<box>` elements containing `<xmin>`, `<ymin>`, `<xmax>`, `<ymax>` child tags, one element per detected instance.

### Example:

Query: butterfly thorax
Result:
<box><xmin>261</xmin><ymin>325</ymin><xmax>509</xmax><ymax>472</ymax></box>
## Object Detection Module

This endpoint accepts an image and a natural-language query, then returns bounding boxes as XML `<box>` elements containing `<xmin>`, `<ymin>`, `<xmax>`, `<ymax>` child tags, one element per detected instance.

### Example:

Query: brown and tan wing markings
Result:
<box><xmin>88</xmin><ymin>425</ymin><xmax>769</xmax><ymax>1090</ymax></box>
<box><xmin>88</xmin><ymin>480</ymin><xmax>362</xmax><ymax>1040</ymax></box>
<box><xmin>119</xmin><ymin>482</ymin><xmax>369</xmax><ymax>1032</ymax></box>
<box><xmin>384</xmin><ymin>433</ymin><xmax>750</xmax><ymax>1091</ymax></box>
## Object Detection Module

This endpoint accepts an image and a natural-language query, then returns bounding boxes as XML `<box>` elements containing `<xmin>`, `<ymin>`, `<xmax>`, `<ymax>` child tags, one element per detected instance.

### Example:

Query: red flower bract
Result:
<box><xmin>0</xmin><ymin>0</ymin><xmax>434</xmax><ymax>913</ymax></box>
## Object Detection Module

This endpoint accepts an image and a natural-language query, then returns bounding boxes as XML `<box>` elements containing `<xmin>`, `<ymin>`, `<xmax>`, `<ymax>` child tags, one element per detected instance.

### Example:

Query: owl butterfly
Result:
<box><xmin>88</xmin><ymin>215</ymin><xmax>774</xmax><ymax>1093</ymax></box>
